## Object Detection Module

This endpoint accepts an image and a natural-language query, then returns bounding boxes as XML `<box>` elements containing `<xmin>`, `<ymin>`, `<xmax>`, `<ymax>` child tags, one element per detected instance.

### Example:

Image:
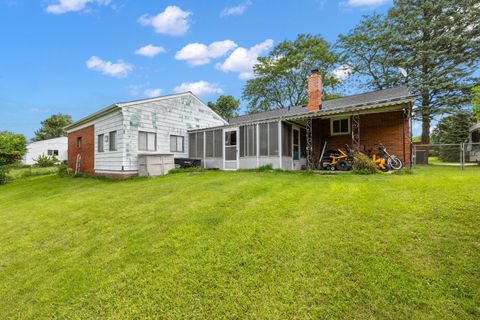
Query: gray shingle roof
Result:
<box><xmin>229</xmin><ymin>85</ymin><xmax>413</xmax><ymax>125</ymax></box>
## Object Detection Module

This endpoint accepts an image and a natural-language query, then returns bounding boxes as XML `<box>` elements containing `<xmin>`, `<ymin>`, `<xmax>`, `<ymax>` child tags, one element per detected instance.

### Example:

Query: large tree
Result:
<box><xmin>338</xmin><ymin>1</ymin><xmax>480</xmax><ymax>144</ymax></box>
<box><xmin>207</xmin><ymin>95</ymin><xmax>240</xmax><ymax>120</ymax></box>
<box><xmin>33</xmin><ymin>114</ymin><xmax>73</xmax><ymax>141</ymax></box>
<box><xmin>336</xmin><ymin>14</ymin><xmax>400</xmax><ymax>91</ymax></box>
<box><xmin>0</xmin><ymin>131</ymin><xmax>27</xmax><ymax>166</ymax></box>
<box><xmin>389</xmin><ymin>0</ymin><xmax>480</xmax><ymax>144</ymax></box>
<box><xmin>243</xmin><ymin>34</ymin><xmax>340</xmax><ymax>114</ymax></box>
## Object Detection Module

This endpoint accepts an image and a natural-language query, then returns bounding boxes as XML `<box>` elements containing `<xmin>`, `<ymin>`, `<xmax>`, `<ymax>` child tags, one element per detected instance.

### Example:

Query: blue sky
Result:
<box><xmin>0</xmin><ymin>0</ymin><xmax>394</xmax><ymax>139</ymax></box>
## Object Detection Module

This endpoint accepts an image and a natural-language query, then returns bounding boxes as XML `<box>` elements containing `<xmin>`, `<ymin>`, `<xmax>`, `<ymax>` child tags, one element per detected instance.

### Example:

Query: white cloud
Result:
<box><xmin>175</xmin><ymin>40</ymin><xmax>238</xmax><ymax>66</ymax></box>
<box><xmin>342</xmin><ymin>0</ymin><xmax>389</xmax><ymax>7</ymax></box>
<box><xmin>144</xmin><ymin>88</ymin><xmax>162</xmax><ymax>98</ymax></box>
<box><xmin>216</xmin><ymin>39</ymin><xmax>273</xmax><ymax>79</ymax></box>
<box><xmin>174</xmin><ymin>81</ymin><xmax>223</xmax><ymax>96</ymax></box>
<box><xmin>86</xmin><ymin>56</ymin><xmax>133</xmax><ymax>78</ymax></box>
<box><xmin>138</xmin><ymin>6</ymin><xmax>192</xmax><ymax>36</ymax></box>
<box><xmin>221</xmin><ymin>0</ymin><xmax>252</xmax><ymax>17</ymax></box>
<box><xmin>135</xmin><ymin>44</ymin><xmax>166</xmax><ymax>58</ymax></box>
<box><xmin>332</xmin><ymin>65</ymin><xmax>353</xmax><ymax>81</ymax></box>
<box><xmin>46</xmin><ymin>0</ymin><xmax>110</xmax><ymax>14</ymax></box>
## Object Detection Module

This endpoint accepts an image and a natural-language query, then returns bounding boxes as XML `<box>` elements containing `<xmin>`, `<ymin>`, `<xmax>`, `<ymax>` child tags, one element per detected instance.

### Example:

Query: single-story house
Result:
<box><xmin>65</xmin><ymin>92</ymin><xmax>227</xmax><ymax>177</ymax></box>
<box><xmin>23</xmin><ymin>136</ymin><xmax>68</xmax><ymax>165</ymax></box>
<box><xmin>188</xmin><ymin>70</ymin><xmax>416</xmax><ymax>170</ymax></box>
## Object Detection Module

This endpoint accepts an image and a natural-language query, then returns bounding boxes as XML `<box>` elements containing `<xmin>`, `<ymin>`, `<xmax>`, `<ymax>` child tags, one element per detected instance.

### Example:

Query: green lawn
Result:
<box><xmin>7</xmin><ymin>166</ymin><xmax>58</xmax><ymax>179</ymax></box>
<box><xmin>0</xmin><ymin>167</ymin><xmax>479</xmax><ymax>319</ymax></box>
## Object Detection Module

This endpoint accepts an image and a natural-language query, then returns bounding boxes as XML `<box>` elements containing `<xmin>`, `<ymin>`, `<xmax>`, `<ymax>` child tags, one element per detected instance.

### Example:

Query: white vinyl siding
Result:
<box><xmin>94</xmin><ymin>110</ymin><xmax>124</xmax><ymax>172</ymax></box>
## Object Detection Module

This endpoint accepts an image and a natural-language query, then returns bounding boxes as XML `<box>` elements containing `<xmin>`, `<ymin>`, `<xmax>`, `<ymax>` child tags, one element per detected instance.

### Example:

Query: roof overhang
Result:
<box><xmin>188</xmin><ymin>97</ymin><xmax>415</xmax><ymax>133</ymax></box>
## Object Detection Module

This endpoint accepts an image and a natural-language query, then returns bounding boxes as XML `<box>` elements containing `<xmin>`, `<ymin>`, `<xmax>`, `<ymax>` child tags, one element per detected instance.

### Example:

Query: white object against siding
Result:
<box><xmin>23</xmin><ymin>137</ymin><xmax>68</xmax><ymax>165</ymax></box>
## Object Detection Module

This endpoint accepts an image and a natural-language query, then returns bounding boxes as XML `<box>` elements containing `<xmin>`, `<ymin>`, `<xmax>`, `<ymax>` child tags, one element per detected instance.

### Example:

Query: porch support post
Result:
<box><xmin>352</xmin><ymin>114</ymin><xmax>360</xmax><ymax>152</ymax></box>
<box><xmin>306</xmin><ymin>117</ymin><xmax>313</xmax><ymax>169</ymax></box>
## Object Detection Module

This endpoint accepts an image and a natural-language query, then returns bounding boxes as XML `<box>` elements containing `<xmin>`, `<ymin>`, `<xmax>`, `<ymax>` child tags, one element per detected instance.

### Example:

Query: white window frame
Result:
<box><xmin>98</xmin><ymin>134</ymin><xmax>104</xmax><ymax>152</ymax></box>
<box><xmin>330</xmin><ymin>117</ymin><xmax>351</xmax><ymax>136</ymax></box>
<box><xmin>138</xmin><ymin>131</ymin><xmax>157</xmax><ymax>151</ymax></box>
<box><xmin>170</xmin><ymin>135</ymin><xmax>184</xmax><ymax>153</ymax></box>
<box><xmin>109</xmin><ymin>131</ymin><xmax>117</xmax><ymax>151</ymax></box>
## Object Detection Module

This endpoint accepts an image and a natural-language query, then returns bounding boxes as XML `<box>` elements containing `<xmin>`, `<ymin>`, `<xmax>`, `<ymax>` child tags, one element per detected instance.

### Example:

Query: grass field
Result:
<box><xmin>0</xmin><ymin>167</ymin><xmax>479</xmax><ymax>319</ymax></box>
<box><xmin>7</xmin><ymin>166</ymin><xmax>58</xmax><ymax>179</ymax></box>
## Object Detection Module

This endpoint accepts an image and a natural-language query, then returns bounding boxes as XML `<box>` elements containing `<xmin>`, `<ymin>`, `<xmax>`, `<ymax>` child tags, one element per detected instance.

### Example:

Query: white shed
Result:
<box><xmin>23</xmin><ymin>137</ymin><xmax>68</xmax><ymax>165</ymax></box>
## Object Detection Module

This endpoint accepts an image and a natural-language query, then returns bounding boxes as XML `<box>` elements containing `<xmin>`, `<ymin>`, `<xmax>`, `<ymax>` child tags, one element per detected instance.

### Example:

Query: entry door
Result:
<box><xmin>224</xmin><ymin>129</ymin><xmax>238</xmax><ymax>170</ymax></box>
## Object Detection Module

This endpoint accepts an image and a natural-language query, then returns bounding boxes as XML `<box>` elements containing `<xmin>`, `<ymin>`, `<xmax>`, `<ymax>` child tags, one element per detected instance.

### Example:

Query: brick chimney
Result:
<box><xmin>308</xmin><ymin>69</ymin><xmax>322</xmax><ymax>112</ymax></box>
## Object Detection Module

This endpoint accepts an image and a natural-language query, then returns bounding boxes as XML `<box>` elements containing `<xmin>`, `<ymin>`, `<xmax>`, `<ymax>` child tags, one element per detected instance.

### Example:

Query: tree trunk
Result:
<box><xmin>421</xmin><ymin>115</ymin><xmax>431</xmax><ymax>144</ymax></box>
<box><xmin>421</xmin><ymin>91</ymin><xmax>431</xmax><ymax>144</ymax></box>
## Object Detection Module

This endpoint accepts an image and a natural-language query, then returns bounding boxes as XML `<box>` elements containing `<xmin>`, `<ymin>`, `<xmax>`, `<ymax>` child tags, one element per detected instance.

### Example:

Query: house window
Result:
<box><xmin>331</xmin><ymin>117</ymin><xmax>350</xmax><ymax>135</ymax></box>
<box><xmin>109</xmin><ymin>131</ymin><xmax>117</xmax><ymax>151</ymax></box>
<box><xmin>53</xmin><ymin>150</ymin><xmax>59</xmax><ymax>156</ymax></box>
<box><xmin>138</xmin><ymin>131</ymin><xmax>156</xmax><ymax>151</ymax></box>
<box><xmin>77</xmin><ymin>137</ymin><xmax>82</xmax><ymax>148</ymax></box>
<box><xmin>48</xmin><ymin>149</ymin><xmax>59</xmax><ymax>156</ymax></box>
<box><xmin>98</xmin><ymin>134</ymin><xmax>104</xmax><ymax>152</ymax></box>
<box><xmin>170</xmin><ymin>135</ymin><xmax>184</xmax><ymax>152</ymax></box>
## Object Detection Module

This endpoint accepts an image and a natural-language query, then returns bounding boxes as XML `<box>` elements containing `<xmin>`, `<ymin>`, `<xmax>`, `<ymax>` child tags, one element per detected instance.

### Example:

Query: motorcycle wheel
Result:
<box><xmin>388</xmin><ymin>156</ymin><xmax>403</xmax><ymax>170</ymax></box>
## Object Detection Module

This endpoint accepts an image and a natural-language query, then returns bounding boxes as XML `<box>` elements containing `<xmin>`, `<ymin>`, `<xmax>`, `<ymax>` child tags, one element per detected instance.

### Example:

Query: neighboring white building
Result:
<box><xmin>64</xmin><ymin>92</ymin><xmax>227</xmax><ymax>177</ymax></box>
<box><xmin>23</xmin><ymin>137</ymin><xmax>68</xmax><ymax>165</ymax></box>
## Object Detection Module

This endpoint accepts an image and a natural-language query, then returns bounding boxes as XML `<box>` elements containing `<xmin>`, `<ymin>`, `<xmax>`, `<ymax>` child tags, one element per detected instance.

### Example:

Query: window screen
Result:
<box><xmin>53</xmin><ymin>150</ymin><xmax>59</xmax><ymax>156</ymax></box>
<box><xmin>282</xmin><ymin>122</ymin><xmax>292</xmax><ymax>157</ymax></box>
<box><xmin>269</xmin><ymin>122</ymin><xmax>278</xmax><ymax>156</ymax></box>
<box><xmin>47</xmin><ymin>150</ymin><xmax>53</xmax><ymax>156</ymax></box>
<box><xmin>205</xmin><ymin>131</ymin><xmax>214</xmax><ymax>157</ymax></box>
<box><xmin>259</xmin><ymin>123</ymin><xmax>268</xmax><ymax>156</ymax></box>
<box><xmin>109</xmin><ymin>131</ymin><xmax>117</xmax><ymax>151</ymax></box>
<box><xmin>98</xmin><ymin>134</ymin><xmax>104</xmax><ymax>152</ymax></box>
<box><xmin>196</xmin><ymin>132</ymin><xmax>204</xmax><ymax>158</ymax></box>
<box><xmin>239</xmin><ymin>126</ymin><xmax>245</xmax><ymax>157</ymax></box>
<box><xmin>214</xmin><ymin>130</ymin><xmax>222</xmax><ymax>157</ymax></box>
<box><xmin>189</xmin><ymin>133</ymin><xmax>196</xmax><ymax>158</ymax></box>
<box><xmin>77</xmin><ymin>137</ymin><xmax>82</xmax><ymax>148</ymax></box>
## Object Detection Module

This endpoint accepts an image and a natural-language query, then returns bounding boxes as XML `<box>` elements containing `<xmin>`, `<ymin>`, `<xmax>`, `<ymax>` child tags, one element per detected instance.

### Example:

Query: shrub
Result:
<box><xmin>57</xmin><ymin>164</ymin><xmax>69</xmax><ymax>177</ymax></box>
<box><xmin>0</xmin><ymin>165</ymin><xmax>11</xmax><ymax>185</ymax></box>
<box><xmin>35</xmin><ymin>155</ymin><xmax>58</xmax><ymax>167</ymax></box>
<box><xmin>353</xmin><ymin>153</ymin><xmax>378</xmax><ymax>174</ymax></box>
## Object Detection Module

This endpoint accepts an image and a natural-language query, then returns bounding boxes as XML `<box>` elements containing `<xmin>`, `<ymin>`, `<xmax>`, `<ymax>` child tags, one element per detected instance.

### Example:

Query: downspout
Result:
<box><xmin>402</xmin><ymin>108</ymin><xmax>406</xmax><ymax>164</ymax></box>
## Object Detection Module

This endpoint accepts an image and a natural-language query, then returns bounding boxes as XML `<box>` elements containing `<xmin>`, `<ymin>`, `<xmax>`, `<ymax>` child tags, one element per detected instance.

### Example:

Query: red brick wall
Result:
<box><xmin>313</xmin><ymin>109</ymin><xmax>411</xmax><ymax>165</ymax></box>
<box><xmin>68</xmin><ymin>125</ymin><xmax>95</xmax><ymax>175</ymax></box>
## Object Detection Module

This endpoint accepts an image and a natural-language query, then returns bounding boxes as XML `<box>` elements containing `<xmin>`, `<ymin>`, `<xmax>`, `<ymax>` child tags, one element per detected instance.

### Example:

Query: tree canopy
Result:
<box><xmin>242</xmin><ymin>34</ymin><xmax>340</xmax><ymax>114</ymax></box>
<box><xmin>0</xmin><ymin>131</ymin><xmax>27</xmax><ymax>166</ymax></box>
<box><xmin>207</xmin><ymin>95</ymin><xmax>240</xmax><ymax>120</ymax></box>
<box><xmin>33</xmin><ymin>114</ymin><xmax>73</xmax><ymax>142</ymax></box>
<box><xmin>338</xmin><ymin>0</ymin><xmax>480</xmax><ymax>144</ymax></box>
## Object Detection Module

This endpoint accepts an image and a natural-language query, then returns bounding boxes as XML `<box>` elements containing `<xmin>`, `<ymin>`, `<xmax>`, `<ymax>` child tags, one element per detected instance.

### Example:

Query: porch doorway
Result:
<box><xmin>224</xmin><ymin>129</ymin><xmax>238</xmax><ymax>170</ymax></box>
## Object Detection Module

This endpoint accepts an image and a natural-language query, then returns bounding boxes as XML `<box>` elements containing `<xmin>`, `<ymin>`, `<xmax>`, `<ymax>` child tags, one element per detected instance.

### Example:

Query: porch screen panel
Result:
<box><xmin>300</xmin><ymin>128</ymin><xmax>307</xmax><ymax>158</ymax></box>
<box><xmin>268</xmin><ymin>122</ymin><xmax>279</xmax><ymax>156</ymax></box>
<box><xmin>214</xmin><ymin>129</ymin><xmax>222</xmax><ymax>157</ymax></box>
<box><xmin>205</xmin><ymin>131</ymin><xmax>214</xmax><ymax>157</ymax></box>
<box><xmin>189</xmin><ymin>133</ymin><xmax>196</xmax><ymax>158</ymax></box>
<box><xmin>247</xmin><ymin>125</ymin><xmax>256</xmax><ymax>156</ymax></box>
<box><xmin>240</xmin><ymin>126</ymin><xmax>245</xmax><ymax>157</ymax></box>
<box><xmin>196</xmin><ymin>132</ymin><xmax>204</xmax><ymax>158</ymax></box>
<box><xmin>282</xmin><ymin>122</ymin><xmax>292</xmax><ymax>157</ymax></box>
<box><xmin>259</xmin><ymin>123</ymin><xmax>268</xmax><ymax>156</ymax></box>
